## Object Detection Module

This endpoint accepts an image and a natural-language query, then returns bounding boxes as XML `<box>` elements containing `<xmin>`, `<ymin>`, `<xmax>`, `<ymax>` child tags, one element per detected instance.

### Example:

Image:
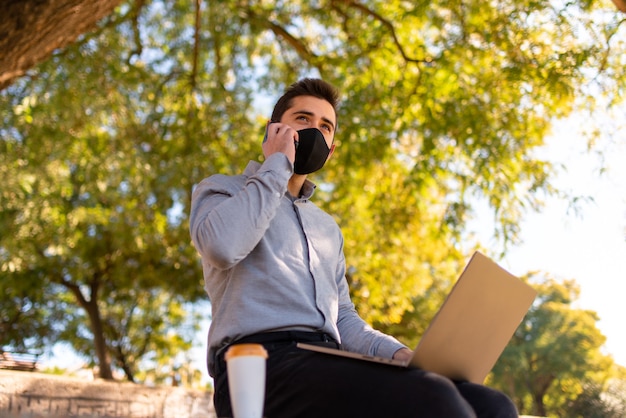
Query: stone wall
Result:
<box><xmin>0</xmin><ymin>370</ymin><xmax>216</xmax><ymax>418</ymax></box>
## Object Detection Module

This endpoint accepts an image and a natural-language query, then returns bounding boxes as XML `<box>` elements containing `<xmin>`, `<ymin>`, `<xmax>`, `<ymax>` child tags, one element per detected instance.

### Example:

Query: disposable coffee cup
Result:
<box><xmin>225</xmin><ymin>343</ymin><xmax>268</xmax><ymax>418</ymax></box>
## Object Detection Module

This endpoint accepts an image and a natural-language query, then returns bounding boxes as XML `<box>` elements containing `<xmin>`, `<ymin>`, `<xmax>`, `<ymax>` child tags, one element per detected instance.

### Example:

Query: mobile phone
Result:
<box><xmin>263</xmin><ymin>121</ymin><xmax>273</xmax><ymax>143</ymax></box>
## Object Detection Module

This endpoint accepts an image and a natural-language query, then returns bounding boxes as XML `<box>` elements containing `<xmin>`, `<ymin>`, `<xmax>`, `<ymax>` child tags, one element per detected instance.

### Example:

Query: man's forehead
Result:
<box><xmin>288</xmin><ymin>96</ymin><xmax>336</xmax><ymax>125</ymax></box>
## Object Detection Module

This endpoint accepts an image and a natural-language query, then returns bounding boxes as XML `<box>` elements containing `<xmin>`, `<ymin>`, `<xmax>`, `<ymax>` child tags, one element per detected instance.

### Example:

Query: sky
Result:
<box><xmin>471</xmin><ymin>106</ymin><xmax>626</xmax><ymax>366</ymax></box>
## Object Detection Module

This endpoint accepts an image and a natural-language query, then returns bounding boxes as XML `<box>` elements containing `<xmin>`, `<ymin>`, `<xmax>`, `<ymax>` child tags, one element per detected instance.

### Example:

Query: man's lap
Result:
<box><xmin>214</xmin><ymin>341</ymin><xmax>516</xmax><ymax>418</ymax></box>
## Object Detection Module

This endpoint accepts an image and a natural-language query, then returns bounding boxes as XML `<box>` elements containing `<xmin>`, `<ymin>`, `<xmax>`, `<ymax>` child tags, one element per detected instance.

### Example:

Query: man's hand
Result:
<box><xmin>262</xmin><ymin>121</ymin><xmax>298</xmax><ymax>164</ymax></box>
<box><xmin>392</xmin><ymin>347</ymin><xmax>414</xmax><ymax>362</ymax></box>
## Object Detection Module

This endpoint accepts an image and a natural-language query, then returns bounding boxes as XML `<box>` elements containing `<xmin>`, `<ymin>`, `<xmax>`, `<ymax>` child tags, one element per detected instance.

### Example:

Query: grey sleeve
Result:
<box><xmin>189</xmin><ymin>154</ymin><xmax>292</xmax><ymax>270</ymax></box>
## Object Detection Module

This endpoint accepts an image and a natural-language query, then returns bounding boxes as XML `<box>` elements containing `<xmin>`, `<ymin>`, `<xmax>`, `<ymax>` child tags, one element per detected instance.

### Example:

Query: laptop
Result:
<box><xmin>298</xmin><ymin>251</ymin><xmax>537</xmax><ymax>384</ymax></box>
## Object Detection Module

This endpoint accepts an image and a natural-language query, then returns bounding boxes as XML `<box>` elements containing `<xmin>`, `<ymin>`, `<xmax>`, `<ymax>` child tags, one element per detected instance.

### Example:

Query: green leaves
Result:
<box><xmin>490</xmin><ymin>276</ymin><xmax>618</xmax><ymax>416</ymax></box>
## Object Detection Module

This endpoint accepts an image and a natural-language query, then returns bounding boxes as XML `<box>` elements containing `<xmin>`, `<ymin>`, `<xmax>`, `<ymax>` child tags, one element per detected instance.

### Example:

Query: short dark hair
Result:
<box><xmin>270</xmin><ymin>78</ymin><xmax>340</xmax><ymax>125</ymax></box>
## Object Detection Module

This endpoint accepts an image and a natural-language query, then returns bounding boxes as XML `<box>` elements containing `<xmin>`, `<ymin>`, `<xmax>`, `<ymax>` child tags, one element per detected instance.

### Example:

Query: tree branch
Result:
<box><xmin>190</xmin><ymin>0</ymin><xmax>201</xmax><ymax>91</ymax></box>
<box><xmin>343</xmin><ymin>0</ymin><xmax>432</xmax><ymax>64</ymax></box>
<box><xmin>127</xmin><ymin>0</ymin><xmax>146</xmax><ymax>65</ymax></box>
<box><xmin>243</xmin><ymin>5</ymin><xmax>318</xmax><ymax>64</ymax></box>
<box><xmin>0</xmin><ymin>0</ymin><xmax>122</xmax><ymax>90</ymax></box>
<box><xmin>611</xmin><ymin>0</ymin><xmax>626</xmax><ymax>12</ymax></box>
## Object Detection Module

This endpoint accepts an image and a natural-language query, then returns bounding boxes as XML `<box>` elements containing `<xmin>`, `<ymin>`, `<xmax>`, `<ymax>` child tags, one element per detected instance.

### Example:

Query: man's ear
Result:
<box><xmin>327</xmin><ymin>143</ymin><xmax>336</xmax><ymax>160</ymax></box>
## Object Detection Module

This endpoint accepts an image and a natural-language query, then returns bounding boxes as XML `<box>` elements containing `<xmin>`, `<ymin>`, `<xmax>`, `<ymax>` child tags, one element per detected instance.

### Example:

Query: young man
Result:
<box><xmin>190</xmin><ymin>78</ymin><xmax>518</xmax><ymax>417</ymax></box>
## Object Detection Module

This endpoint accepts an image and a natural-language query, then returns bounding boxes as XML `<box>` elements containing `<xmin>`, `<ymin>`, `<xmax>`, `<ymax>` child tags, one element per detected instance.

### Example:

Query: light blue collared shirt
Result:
<box><xmin>190</xmin><ymin>153</ymin><xmax>405</xmax><ymax>376</ymax></box>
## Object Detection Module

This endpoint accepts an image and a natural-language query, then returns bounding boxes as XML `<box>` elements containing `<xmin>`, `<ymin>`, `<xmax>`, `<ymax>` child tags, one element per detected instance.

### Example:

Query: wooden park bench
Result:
<box><xmin>0</xmin><ymin>350</ymin><xmax>40</xmax><ymax>372</ymax></box>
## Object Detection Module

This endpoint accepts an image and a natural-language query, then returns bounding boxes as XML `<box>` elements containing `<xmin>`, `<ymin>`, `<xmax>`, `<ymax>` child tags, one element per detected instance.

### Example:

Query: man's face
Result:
<box><xmin>279</xmin><ymin>95</ymin><xmax>337</xmax><ymax>150</ymax></box>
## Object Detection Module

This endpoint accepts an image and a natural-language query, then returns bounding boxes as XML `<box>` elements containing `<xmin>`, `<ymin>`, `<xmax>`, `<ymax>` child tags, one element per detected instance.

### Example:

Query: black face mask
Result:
<box><xmin>294</xmin><ymin>128</ymin><xmax>331</xmax><ymax>174</ymax></box>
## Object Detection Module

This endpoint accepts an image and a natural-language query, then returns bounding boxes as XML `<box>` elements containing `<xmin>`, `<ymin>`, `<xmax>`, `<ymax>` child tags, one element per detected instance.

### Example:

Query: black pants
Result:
<box><xmin>213</xmin><ymin>332</ymin><xmax>518</xmax><ymax>418</ymax></box>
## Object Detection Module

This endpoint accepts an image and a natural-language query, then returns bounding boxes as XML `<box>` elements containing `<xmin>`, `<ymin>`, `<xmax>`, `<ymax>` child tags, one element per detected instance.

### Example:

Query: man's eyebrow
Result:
<box><xmin>291</xmin><ymin>110</ymin><xmax>336</xmax><ymax>131</ymax></box>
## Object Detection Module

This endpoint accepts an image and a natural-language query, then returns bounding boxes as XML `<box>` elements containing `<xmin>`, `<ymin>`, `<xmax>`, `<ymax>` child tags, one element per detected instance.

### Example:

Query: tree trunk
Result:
<box><xmin>83</xmin><ymin>296</ymin><xmax>115</xmax><ymax>380</ymax></box>
<box><xmin>533</xmin><ymin>391</ymin><xmax>547</xmax><ymax>418</ymax></box>
<box><xmin>0</xmin><ymin>0</ymin><xmax>122</xmax><ymax>90</ymax></box>
<box><xmin>65</xmin><ymin>279</ymin><xmax>115</xmax><ymax>380</ymax></box>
